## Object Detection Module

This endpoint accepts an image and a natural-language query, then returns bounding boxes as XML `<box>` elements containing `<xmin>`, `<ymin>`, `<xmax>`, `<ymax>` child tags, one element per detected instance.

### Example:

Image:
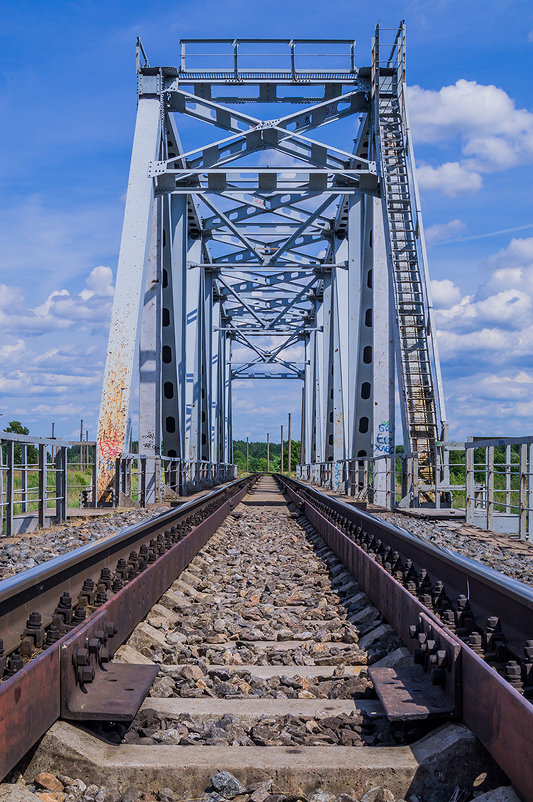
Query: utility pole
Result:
<box><xmin>86</xmin><ymin>430</ymin><xmax>89</xmax><ymax>470</ymax></box>
<box><xmin>80</xmin><ymin>419</ymin><xmax>83</xmax><ymax>470</ymax></box>
<box><xmin>288</xmin><ymin>413</ymin><xmax>292</xmax><ymax>474</ymax></box>
<box><xmin>280</xmin><ymin>425</ymin><xmax>284</xmax><ymax>473</ymax></box>
<box><xmin>266</xmin><ymin>432</ymin><xmax>270</xmax><ymax>473</ymax></box>
<box><xmin>246</xmin><ymin>436</ymin><xmax>249</xmax><ymax>472</ymax></box>
<box><xmin>51</xmin><ymin>422</ymin><xmax>55</xmax><ymax>464</ymax></box>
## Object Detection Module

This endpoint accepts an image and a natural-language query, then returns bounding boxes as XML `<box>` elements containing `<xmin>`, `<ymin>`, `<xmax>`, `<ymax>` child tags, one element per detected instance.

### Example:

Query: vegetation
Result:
<box><xmin>233</xmin><ymin>439</ymin><xmax>301</xmax><ymax>475</ymax></box>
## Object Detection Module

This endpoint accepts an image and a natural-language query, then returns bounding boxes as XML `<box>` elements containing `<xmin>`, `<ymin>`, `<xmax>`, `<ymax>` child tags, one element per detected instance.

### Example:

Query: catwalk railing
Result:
<box><xmin>0</xmin><ymin>432</ymin><xmax>236</xmax><ymax>535</ymax></box>
<box><xmin>297</xmin><ymin>435</ymin><xmax>533</xmax><ymax>541</ymax></box>
<box><xmin>0</xmin><ymin>431</ymin><xmax>97</xmax><ymax>536</ymax></box>
<box><xmin>114</xmin><ymin>454</ymin><xmax>237</xmax><ymax>506</ymax></box>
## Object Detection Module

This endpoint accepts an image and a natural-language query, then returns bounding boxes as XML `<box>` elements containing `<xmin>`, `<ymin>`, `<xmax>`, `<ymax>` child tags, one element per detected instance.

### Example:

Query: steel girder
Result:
<box><xmin>96</xmin><ymin>27</ymin><xmax>446</xmax><ymax>498</ymax></box>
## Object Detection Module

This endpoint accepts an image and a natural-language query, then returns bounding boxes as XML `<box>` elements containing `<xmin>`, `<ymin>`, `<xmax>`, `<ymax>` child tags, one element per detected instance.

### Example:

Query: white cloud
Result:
<box><xmin>434</xmin><ymin>238</ymin><xmax>533</xmax><ymax>365</ymax></box>
<box><xmin>425</xmin><ymin>219</ymin><xmax>467</xmax><ymax>246</ymax></box>
<box><xmin>431</xmin><ymin>279</ymin><xmax>461</xmax><ymax>308</ymax></box>
<box><xmin>409</xmin><ymin>80</ymin><xmax>533</xmax><ymax>194</ymax></box>
<box><xmin>417</xmin><ymin>162</ymin><xmax>482</xmax><ymax>195</ymax></box>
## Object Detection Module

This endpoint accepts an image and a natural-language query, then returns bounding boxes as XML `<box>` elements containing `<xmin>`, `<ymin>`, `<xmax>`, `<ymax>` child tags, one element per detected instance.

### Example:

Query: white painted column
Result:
<box><xmin>138</xmin><ymin>198</ymin><xmax>161</xmax><ymax>504</ymax></box>
<box><xmin>96</xmin><ymin>95</ymin><xmax>161</xmax><ymax>496</ymax></box>
<box><xmin>372</xmin><ymin>196</ymin><xmax>395</xmax><ymax>507</ymax></box>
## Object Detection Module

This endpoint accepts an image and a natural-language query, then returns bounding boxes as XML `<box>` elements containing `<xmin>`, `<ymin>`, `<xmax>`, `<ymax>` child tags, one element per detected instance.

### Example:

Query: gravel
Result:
<box><xmin>374</xmin><ymin>512</ymin><xmax>533</xmax><ymax>585</ymax></box>
<box><xmin>3</xmin><ymin>772</ymin><xmax>410</xmax><ymax>801</ymax></box>
<box><xmin>0</xmin><ymin>507</ymin><xmax>169</xmax><ymax>580</ymax></box>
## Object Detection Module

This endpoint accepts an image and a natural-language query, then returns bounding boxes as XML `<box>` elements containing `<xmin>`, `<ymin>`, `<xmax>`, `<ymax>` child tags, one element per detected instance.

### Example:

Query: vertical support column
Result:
<box><xmin>347</xmin><ymin>194</ymin><xmax>363</xmax><ymax>457</ymax></box>
<box><xmin>202</xmin><ymin>268</ymin><xmax>214</xmax><ymax>464</ymax></box>
<box><xmin>210</xmin><ymin>291</ymin><xmax>222</xmax><ymax>465</ymax></box>
<box><xmin>162</xmin><ymin>194</ymin><xmax>186</xmax><ymax>465</ymax></box>
<box><xmin>322</xmin><ymin>271</ymin><xmax>345</xmax><ymax>482</ymax></box>
<box><xmin>225</xmin><ymin>337</ymin><xmax>233</xmax><ymax>464</ymax></box>
<box><xmin>246</xmin><ymin>436</ymin><xmax>249</xmax><ymax>472</ymax></box>
<box><xmin>371</xmin><ymin>196</ymin><xmax>395</xmax><ymax>507</ymax></box>
<box><xmin>353</xmin><ymin>194</ymin><xmax>374</xmax><ymax>465</ymax></box>
<box><xmin>96</xmin><ymin>93</ymin><xmax>161</xmax><ymax>495</ymax></box>
<box><xmin>216</xmin><ymin>330</ymin><xmax>228</xmax><ymax>465</ymax></box>
<box><xmin>139</xmin><ymin>197</ymin><xmax>162</xmax><ymax>505</ymax></box>
<box><xmin>267</xmin><ymin>433</ymin><xmax>270</xmax><ymax>473</ymax></box>
<box><xmin>280</xmin><ymin>426</ymin><xmax>284</xmax><ymax>473</ymax></box>
<box><xmin>184</xmin><ymin>240</ymin><xmax>202</xmax><ymax>467</ymax></box>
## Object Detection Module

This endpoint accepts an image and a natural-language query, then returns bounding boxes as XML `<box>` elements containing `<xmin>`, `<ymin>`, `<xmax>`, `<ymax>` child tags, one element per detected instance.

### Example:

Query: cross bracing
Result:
<box><xmin>96</xmin><ymin>24</ymin><xmax>447</xmax><ymax>504</ymax></box>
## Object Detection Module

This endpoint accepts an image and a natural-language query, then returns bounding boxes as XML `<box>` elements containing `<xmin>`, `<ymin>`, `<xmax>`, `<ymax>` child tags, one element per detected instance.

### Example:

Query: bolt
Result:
<box><xmin>4</xmin><ymin>653</ymin><xmax>23</xmax><ymax>677</ymax></box>
<box><xmin>45</xmin><ymin>625</ymin><xmax>61</xmax><ymax>645</ymax></box>
<box><xmin>504</xmin><ymin>660</ymin><xmax>523</xmax><ymax>692</ymax></box>
<box><xmin>77</xmin><ymin>665</ymin><xmax>95</xmax><ymax>685</ymax></box>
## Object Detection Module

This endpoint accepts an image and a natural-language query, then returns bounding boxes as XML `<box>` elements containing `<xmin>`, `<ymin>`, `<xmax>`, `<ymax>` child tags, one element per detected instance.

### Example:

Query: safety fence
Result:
<box><xmin>1</xmin><ymin>431</ymin><xmax>236</xmax><ymax>536</ymax></box>
<box><xmin>0</xmin><ymin>432</ymin><xmax>97</xmax><ymax>536</ymax></box>
<box><xmin>297</xmin><ymin>436</ymin><xmax>533</xmax><ymax>541</ymax></box>
<box><xmin>113</xmin><ymin>454</ymin><xmax>237</xmax><ymax>506</ymax></box>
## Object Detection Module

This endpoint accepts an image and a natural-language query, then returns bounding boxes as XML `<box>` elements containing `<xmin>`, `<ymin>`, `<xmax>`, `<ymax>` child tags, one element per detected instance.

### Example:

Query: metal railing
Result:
<box><xmin>0</xmin><ymin>432</ymin><xmax>97</xmax><ymax>536</ymax></box>
<box><xmin>1</xmin><ymin>431</ymin><xmax>237</xmax><ymax>535</ymax></box>
<box><xmin>114</xmin><ymin>454</ymin><xmax>237</xmax><ymax>506</ymax></box>
<box><xmin>297</xmin><ymin>435</ymin><xmax>533</xmax><ymax>541</ymax></box>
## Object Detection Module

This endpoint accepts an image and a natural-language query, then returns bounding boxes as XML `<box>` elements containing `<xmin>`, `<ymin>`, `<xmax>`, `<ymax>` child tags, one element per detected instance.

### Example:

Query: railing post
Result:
<box><xmin>0</xmin><ymin>441</ymin><xmax>4</xmax><ymax>535</ymax></box>
<box><xmin>505</xmin><ymin>444</ymin><xmax>511</xmax><ymax>513</ymax></box>
<box><xmin>114</xmin><ymin>458</ymin><xmax>121</xmax><ymax>506</ymax></box>
<box><xmin>140</xmin><ymin>457</ymin><xmax>147</xmax><ymax>507</ymax></box>
<box><xmin>38</xmin><ymin>443</ymin><xmax>46</xmax><ymax>529</ymax></box>
<box><xmin>91</xmin><ymin>444</ymin><xmax>97</xmax><ymax>507</ymax></box>
<box><xmin>487</xmin><ymin>446</ymin><xmax>494</xmax><ymax>531</ymax></box>
<box><xmin>527</xmin><ymin>443</ymin><xmax>533</xmax><ymax>543</ymax></box>
<box><xmin>55</xmin><ymin>446</ymin><xmax>67</xmax><ymax>524</ymax></box>
<box><xmin>5</xmin><ymin>440</ymin><xmax>14</xmax><ymax>537</ymax></box>
<box><xmin>466</xmin><ymin>447</ymin><xmax>474</xmax><ymax>525</ymax></box>
<box><xmin>412</xmin><ymin>453</ymin><xmax>419</xmax><ymax>507</ymax></box>
<box><xmin>20</xmin><ymin>443</ymin><xmax>27</xmax><ymax>513</ymax></box>
<box><xmin>519</xmin><ymin>443</ymin><xmax>527</xmax><ymax>541</ymax></box>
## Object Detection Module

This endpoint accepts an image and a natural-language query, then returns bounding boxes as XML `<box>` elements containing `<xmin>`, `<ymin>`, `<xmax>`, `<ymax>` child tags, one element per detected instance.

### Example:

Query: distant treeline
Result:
<box><xmin>233</xmin><ymin>439</ymin><xmax>301</xmax><ymax>473</ymax></box>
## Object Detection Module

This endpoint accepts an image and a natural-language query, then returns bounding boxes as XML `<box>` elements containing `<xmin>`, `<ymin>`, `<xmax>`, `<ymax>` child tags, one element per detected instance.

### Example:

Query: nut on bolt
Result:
<box><xmin>73</xmin><ymin>647</ymin><xmax>90</xmax><ymax>666</ymax></box>
<box><xmin>77</xmin><ymin>665</ymin><xmax>95</xmax><ymax>685</ymax></box>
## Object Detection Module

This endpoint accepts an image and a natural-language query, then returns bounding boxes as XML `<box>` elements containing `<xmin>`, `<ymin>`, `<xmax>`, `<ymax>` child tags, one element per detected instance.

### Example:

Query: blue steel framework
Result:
<box><xmin>96</xmin><ymin>24</ymin><xmax>447</xmax><ymax>504</ymax></box>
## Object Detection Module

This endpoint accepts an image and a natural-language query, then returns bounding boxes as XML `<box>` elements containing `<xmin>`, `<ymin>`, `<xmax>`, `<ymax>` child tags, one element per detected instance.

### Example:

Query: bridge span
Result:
<box><xmin>0</xmin><ymin>25</ymin><xmax>532</xmax><ymax>800</ymax></box>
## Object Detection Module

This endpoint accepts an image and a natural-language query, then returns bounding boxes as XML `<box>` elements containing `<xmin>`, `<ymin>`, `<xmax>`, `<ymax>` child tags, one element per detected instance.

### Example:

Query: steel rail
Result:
<box><xmin>276</xmin><ymin>474</ymin><xmax>533</xmax><ymax>801</ymax></box>
<box><xmin>0</xmin><ymin>474</ymin><xmax>258</xmax><ymax>781</ymax></box>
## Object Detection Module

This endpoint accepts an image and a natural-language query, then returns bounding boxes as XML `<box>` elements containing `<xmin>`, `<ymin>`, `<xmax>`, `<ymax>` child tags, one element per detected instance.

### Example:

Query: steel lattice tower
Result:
<box><xmin>96</xmin><ymin>22</ymin><xmax>447</xmax><ymax>504</ymax></box>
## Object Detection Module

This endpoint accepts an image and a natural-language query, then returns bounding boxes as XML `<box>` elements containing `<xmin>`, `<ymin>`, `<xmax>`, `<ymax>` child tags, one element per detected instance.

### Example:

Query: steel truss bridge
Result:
<box><xmin>96</xmin><ymin>22</ymin><xmax>448</xmax><ymax>504</ymax></box>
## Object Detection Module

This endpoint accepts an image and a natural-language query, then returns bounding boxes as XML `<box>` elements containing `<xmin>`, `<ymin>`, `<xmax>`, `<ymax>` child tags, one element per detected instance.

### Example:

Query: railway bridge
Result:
<box><xmin>95</xmin><ymin>23</ymin><xmax>445</xmax><ymax>507</ymax></box>
<box><xmin>0</xmin><ymin>22</ymin><xmax>532</xmax><ymax>802</ymax></box>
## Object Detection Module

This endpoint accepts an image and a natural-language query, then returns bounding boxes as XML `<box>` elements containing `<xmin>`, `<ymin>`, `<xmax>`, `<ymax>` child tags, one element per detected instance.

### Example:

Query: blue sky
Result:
<box><xmin>0</xmin><ymin>0</ymin><xmax>532</xmax><ymax>444</ymax></box>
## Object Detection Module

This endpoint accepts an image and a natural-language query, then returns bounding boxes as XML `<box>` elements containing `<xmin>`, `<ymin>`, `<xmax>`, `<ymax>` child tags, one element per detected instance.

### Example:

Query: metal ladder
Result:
<box><xmin>377</xmin><ymin>76</ymin><xmax>439</xmax><ymax>481</ymax></box>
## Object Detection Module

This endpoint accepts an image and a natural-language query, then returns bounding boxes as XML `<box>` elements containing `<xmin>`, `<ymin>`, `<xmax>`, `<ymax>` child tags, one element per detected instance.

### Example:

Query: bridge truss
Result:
<box><xmin>96</xmin><ymin>23</ymin><xmax>447</xmax><ymax>503</ymax></box>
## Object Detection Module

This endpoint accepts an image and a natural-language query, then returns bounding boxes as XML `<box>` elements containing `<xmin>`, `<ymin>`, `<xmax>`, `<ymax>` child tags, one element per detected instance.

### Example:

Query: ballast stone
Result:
<box><xmin>210</xmin><ymin>772</ymin><xmax>247</xmax><ymax>799</ymax></box>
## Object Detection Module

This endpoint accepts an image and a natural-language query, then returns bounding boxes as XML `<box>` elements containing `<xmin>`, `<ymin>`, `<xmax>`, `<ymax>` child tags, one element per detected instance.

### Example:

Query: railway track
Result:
<box><xmin>0</xmin><ymin>475</ymin><xmax>531</xmax><ymax>801</ymax></box>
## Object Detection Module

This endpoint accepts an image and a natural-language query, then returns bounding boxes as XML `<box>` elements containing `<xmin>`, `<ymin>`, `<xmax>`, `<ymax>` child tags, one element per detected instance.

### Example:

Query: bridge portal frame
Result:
<box><xmin>96</xmin><ymin>24</ymin><xmax>447</xmax><ymax>505</ymax></box>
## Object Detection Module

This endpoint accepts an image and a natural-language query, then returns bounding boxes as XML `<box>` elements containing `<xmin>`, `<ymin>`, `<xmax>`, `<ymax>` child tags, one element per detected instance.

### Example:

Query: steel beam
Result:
<box><xmin>96</xmin><ymin>94</ymin><xmax>161</xmax><ymax>496</ymax></box>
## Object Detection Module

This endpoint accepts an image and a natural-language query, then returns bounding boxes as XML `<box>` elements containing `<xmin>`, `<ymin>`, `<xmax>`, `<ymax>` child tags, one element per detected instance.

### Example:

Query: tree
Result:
<box><xmin>3</xmin><ymin>421</ymin><xmax>38</xmax><ymax>464</ymax></box>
